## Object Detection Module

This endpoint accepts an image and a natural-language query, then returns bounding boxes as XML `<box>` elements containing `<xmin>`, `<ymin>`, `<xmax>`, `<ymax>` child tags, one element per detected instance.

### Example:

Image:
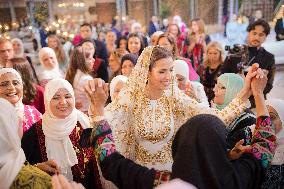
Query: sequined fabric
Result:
<box><xmin>105</xmin><ymin>46</ymin><xmax>248</xmax><ymax>171</ymax></box>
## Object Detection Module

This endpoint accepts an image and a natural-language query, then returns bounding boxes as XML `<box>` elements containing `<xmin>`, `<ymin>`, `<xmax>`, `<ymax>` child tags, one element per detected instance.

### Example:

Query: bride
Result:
<box><xmin>105</xmin><ymin>46</ymin><xmax>252</xmax><ymax>171</ymax></box>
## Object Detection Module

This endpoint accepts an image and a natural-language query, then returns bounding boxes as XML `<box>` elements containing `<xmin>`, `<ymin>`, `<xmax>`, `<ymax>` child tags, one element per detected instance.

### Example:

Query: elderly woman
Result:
<box><xmin>213</xmin><ymin>73</ymin><xmax>256</xmax><ymax>148</ymax></box>
<box><xmin>174</xmin><ymin>59</ymin><xmax>208</xmax><ymax>105</ymax></box>
<box><xmin>0</xmin><ymin>68</ymin><xmax>41</xmax><ymax>132</ymax></box>
<box><xmin>38</xmin><ymin>47</ymin><xmax>63</xmax><ymax>87</ymax></box>
<box><xmin>21</xmin><ymin>78</ymin><xmax>102</xmax><ymax>189</ymax></box>
<box><xmin>0</xmin><ymin>98</ymin><xmax>52</xmax><ymax>189</ymax></box>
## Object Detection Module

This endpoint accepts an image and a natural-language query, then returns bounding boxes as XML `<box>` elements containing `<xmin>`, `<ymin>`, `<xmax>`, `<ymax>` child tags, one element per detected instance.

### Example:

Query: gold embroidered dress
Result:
<box><xmin>105</xmin><ymin>46</ymin><xmax>246</xmax><ymax>171</ymax></box>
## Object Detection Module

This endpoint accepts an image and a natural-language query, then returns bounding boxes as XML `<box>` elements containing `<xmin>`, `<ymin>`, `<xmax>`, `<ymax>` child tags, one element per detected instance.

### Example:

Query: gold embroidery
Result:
<box><xmin>135</xmin><ymin>141</ymin><xmax>173</xmax><ymax>165</ymax></box>
<box><xmin>133</xmin><ymin>92</ymin><xmax>172</xmax><ymax>143</ymax></box>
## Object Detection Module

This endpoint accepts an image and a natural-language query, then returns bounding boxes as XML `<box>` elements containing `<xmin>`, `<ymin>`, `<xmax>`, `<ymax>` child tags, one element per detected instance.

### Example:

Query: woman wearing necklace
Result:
<box><xmin>104</xmin><ymin>46</ymin><xmax>254</xmax><ymax>173</ymax></box>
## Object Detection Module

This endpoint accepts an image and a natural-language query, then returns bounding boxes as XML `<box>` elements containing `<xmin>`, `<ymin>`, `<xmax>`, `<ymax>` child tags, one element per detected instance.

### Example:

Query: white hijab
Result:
<box><xmin>0</xmin><ymin>99</ymin><xmax>26</xmax><ymax>189</ymax></box>
<box><xmin>0</xmin><ymin>68</ymin><xmax>25</xmax><ymax>121</ymax></box>
<box><xmin>38</xmin><ymin>47</ymin><xmax>62</xmax><ymax>81</ymax></box>
<box><xmin>266</xmin><ymin>99</ymin><xmax>284</xmax><ymax>165</ymax></box>
<box><xmin>42</xmin><ymin>78</ymin><xmax>90</xmax><ymax>175</ymax></box>
<box><xmin>174</xmin><ymin>59</ymin><xmax>189</xmax><ymax>81</ymax></box>
<box><xmin>11</xmin><ymin>38</ymin><xmax>24</xmax><ymax>57</ymax></box>
<box><xmin>110</xmin><ymin>75</ymin><xmax>128</xmax><ymax>101</ymax></box>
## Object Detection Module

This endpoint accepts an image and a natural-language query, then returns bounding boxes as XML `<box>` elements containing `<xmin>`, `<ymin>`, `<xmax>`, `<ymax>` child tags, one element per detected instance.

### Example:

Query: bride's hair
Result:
<box><xmin>149</xmin><ymin>46</ymin><xmax>173</xmax><ymax>71</ymax></box>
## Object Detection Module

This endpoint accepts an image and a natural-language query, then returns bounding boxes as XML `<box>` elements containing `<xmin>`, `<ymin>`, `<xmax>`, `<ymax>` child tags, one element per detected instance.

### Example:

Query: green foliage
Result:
<box><xmin>160</xmin><ymin>3</ymin><xmax>171</xmax><ymax>19</ymax></box>
<box><xmin>34</xmin><ymin>2</ymin><xmax>49</xmax><ymax>23</ymax></box>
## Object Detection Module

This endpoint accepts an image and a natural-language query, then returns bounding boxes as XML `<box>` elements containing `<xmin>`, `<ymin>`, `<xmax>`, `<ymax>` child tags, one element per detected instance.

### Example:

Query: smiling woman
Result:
<box><xmin>0</xmin><ymin>68</ymin><xmax>41</xmax><ymax>133</ymax></box>
<box><xmin>105</xmin><ymin>46</ymin><xmax>251</xmax><ymax>175</ymax></box>
<box><xmin>21</xmin><ymin>78</ymin><xmax>102</xmax><ymax>189</ymax></box>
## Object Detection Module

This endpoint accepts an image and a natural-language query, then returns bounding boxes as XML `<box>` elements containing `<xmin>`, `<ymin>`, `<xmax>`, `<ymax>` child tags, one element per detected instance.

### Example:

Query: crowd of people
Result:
<box><xmin>0</xmin><ymin>13</ymin><xmax>283</xmax><ymax>189</ymax></box>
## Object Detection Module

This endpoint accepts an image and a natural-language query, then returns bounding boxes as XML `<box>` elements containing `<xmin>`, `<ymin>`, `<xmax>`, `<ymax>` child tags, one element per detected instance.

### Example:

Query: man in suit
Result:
<box><xmin>222</xmin><ymin>19</ymin><xmax>276</xmax><ymax>107</ymax></box>
<box><xmin>275</xmin><ymin>9</ymin><xmax>284</xmax><ymax>41</ymax></box>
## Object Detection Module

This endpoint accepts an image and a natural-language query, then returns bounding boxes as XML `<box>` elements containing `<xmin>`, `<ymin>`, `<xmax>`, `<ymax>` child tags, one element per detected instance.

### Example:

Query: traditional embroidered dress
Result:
<box><xmin>261</xmin><ymin>99</ymin><xmax>284</xmax><ymax>189</ymax></box>
<box><xmin>22</xmin><ymin>105</ymin><xmax>42</xmax><ymax>132</ymax></box>
<box><xmin>21</xmin><ymin>78</ymin><xmax>102</xmax><ymax>189</ymax></box>
<box><xmin>105</xmin><ymin>46</ymin><xmax>248</xmax><ymax>172</ymax></box>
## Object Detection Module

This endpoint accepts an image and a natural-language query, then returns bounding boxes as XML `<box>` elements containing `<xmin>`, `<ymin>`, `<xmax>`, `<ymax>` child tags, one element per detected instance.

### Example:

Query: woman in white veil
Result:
<box><xmin>105</xmin><ymin>46</ymin><xmax>254</xmax><ymax>172</ymax></box>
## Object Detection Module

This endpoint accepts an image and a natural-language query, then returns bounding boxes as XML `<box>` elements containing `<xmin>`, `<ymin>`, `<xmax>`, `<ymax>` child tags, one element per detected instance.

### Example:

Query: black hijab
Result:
<box><xmin>171</xmin><ymin>114</ymin><xmax>262</xmax><ymax>189</ymax></box>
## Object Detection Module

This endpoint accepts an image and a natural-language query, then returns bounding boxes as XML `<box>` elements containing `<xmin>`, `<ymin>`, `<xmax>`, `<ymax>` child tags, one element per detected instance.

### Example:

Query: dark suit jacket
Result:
<box><xmin>275</xmin><ymin>18</ymin><xmax>284</xmax><ymax>41</ymax></box>
<box><xmin>221</xmin><ymin>47</ymin><xmax>276</xmax><ymax>107</ymax></box>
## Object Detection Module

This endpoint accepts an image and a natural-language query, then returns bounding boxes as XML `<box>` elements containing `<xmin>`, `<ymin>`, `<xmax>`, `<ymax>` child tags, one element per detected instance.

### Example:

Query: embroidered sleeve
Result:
<box><xmin>248</xmin><ymin>116</ymin><xmax>276</xmax><ymax>168</ymax></box>
<box><xmin>175</xmin><ymin>90</ymin><xmax>247</xmax><ymax>126</ymax></box>
<box><xmin>91</xmin><ymin>120</ymin><xmax>117</xmax><ymax>162</ymax></box>
<box><xmin>104</xmin><ymin>100</ymin><xmax>135</xmax><ymax>160</ymax></box>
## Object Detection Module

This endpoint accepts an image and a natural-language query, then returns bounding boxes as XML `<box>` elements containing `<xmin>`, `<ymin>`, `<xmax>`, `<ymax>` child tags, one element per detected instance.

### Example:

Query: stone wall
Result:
<box><xmin>92</xmin><ymin>2</ymin><xmax>117</xmax><ymax>23</ymax></box>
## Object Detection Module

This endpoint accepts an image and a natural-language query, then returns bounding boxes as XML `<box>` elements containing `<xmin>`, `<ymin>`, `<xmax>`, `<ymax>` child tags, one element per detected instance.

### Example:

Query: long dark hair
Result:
<box><xmin>65</xmin><ymin>48</ymin><xmax>90</xmax><ymax>86</ymax></box>
<box><xmin>126</xmin><ymin>33</ymin><xmax>145</xmax><ymax>55</ymax></box>
<box><xmin>11</xmin><ymin>58</ymin><xmax>37</xmax><ymax>103</ymax></box>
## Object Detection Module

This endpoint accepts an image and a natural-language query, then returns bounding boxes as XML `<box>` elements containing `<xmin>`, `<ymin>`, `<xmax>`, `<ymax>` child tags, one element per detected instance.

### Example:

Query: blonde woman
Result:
<box><xmin>199</xmin><ymin>41</ymin><xmax>224</xmax><ymax>103</ymax></box>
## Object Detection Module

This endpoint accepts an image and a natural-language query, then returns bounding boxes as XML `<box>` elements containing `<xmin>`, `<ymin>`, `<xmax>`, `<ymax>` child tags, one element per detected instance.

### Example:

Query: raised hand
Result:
<box><xmin>237</xmin><ymin>63</ymin><xmax>261</xmax><ymax>101</ymax></box>
<box><xmin>84</xmin><ymin>78</ymin><xmax>109</xmax><ymax>116</ymax></box>
<box><xmin>251</xmin><ymin>68</ymin><xmax>268</xmax><ymax>96</ymax></box>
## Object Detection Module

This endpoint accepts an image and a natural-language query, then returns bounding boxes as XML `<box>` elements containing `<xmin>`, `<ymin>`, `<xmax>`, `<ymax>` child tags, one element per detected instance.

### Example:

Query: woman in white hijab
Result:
<box><xmin>0</xmin><ymin>68</ymin><xmax>42</xmax><ymax>133</ymax></box>
<box><xmin>262</xmin><ymin>99</ymin><xmax>284</xmax><ymax>189</ymax></box>
<box><xmin>0</xmin><ymin>98</ymin><xmax>52</xmax><ymax>189</ymax></box>
<box><xmin>109</xmin><ymin>75</ymin><xmax>128</xmax><ymax>102</ymax></box>
<box><xmin>11</xmin><ymin>38</ymin><xmax>24</xmax><ymax>58</ymax></box>
<box><xmin>21</xmin><ymin>78</ymin><xmax>102</xmax><ymax>189</ymax></box>
<box><xmin>174</xmin><ymin>59</ymin><xmax>208</xmax><ymax>106</ymax></box>
<box><xmin>38</xmin><ymin>47</ymin><xmax>63</xmax><ymax>87</ymax></box>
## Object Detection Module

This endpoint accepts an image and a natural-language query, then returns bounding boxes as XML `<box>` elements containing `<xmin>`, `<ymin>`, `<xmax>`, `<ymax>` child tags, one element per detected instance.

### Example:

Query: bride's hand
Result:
<box><xmin>84</xmin><ymin>78</ymin><xmax>109</xmax><ymax>116</ymax></box>
<box><xmin>237</xmin><ymin>63</ymin><xmax>259</xmax><ymax>101</ymax></box>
